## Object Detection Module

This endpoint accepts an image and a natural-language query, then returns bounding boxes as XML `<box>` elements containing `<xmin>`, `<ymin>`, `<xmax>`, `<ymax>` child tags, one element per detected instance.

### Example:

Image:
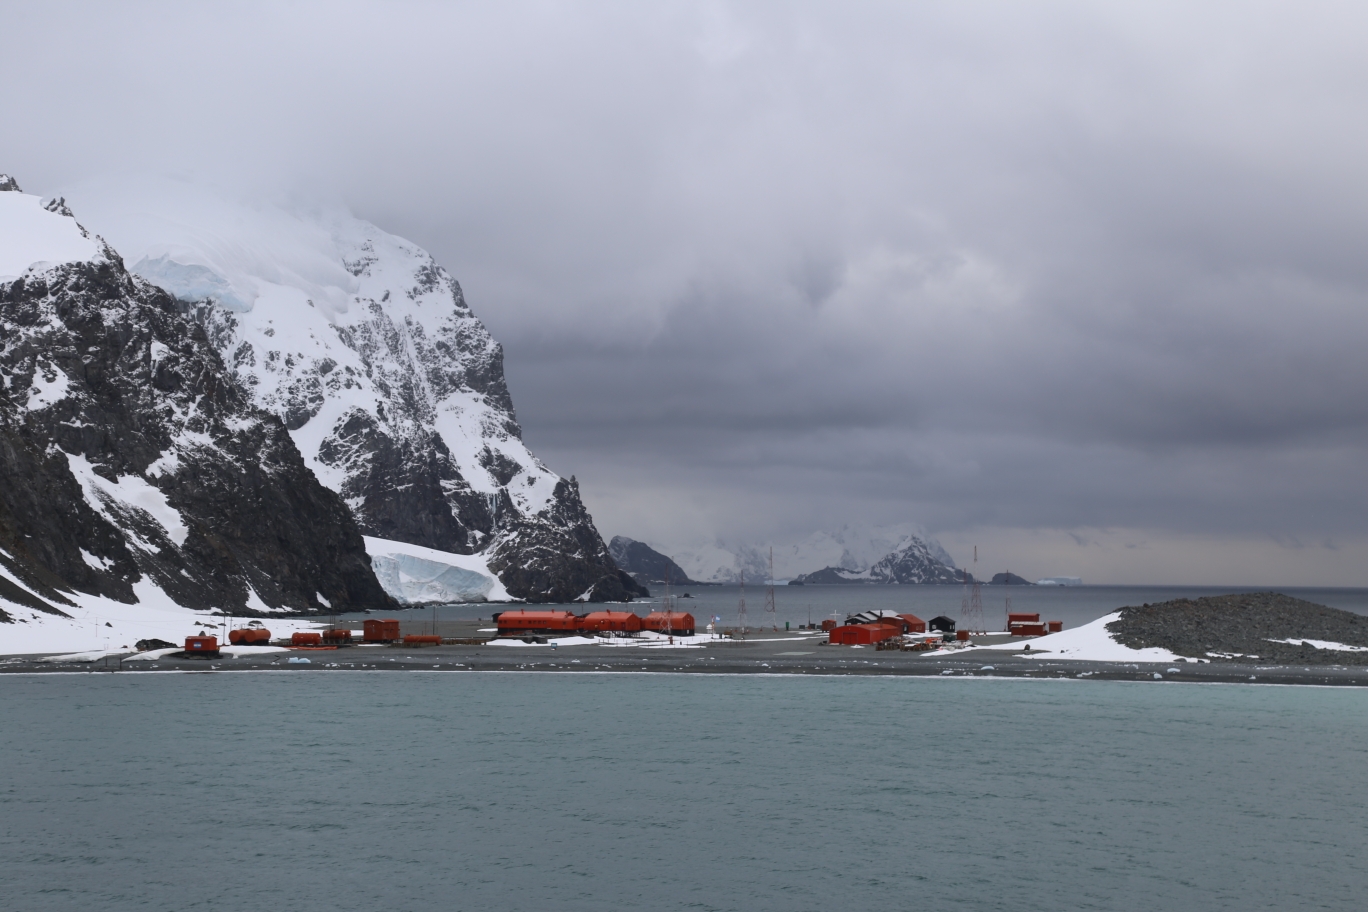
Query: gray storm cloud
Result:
<box><xmin>5</xmin><ymin>1</ymin><xmax>1368</xmax><ymax>583</ymax></box>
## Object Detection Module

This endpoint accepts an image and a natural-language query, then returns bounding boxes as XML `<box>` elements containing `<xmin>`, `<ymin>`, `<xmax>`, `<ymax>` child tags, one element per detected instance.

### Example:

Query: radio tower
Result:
<box><xmin>1003</xmin><ymin>568</ymin><xmax>1012</xmax><ymax>632</ymax></box>
<box><xmin>763</xmin><ymin>547</ymin><xmax>778</xmax><ymax>631</ymax></box>
<box><xmin>737</xmin><ymin>571</ymin><xmax>748</xmax><ymax>637</ymax></box>
<box><xmin>960</xmin><ymin>545</ymin><xmax>985</xmax><ymax>634</ymax></box>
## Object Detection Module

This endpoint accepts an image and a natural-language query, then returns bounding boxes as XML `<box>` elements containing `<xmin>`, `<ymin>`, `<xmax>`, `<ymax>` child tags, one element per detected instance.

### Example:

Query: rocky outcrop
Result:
<box><xmin>0</xmin><ymin>190</ymin><xmax>393</xmax><ymax>617</ymax></box>
<box><xmin>989</xmin><ymin>572</ymin><xmax>1033</xmax><ymax>585</ymax></box>
<box><xmin>1108</xmin><ymin>593</ymin><xmax>1368</xmax><ymax>665</ymax></box>
<box><xmin>792</xmin><ymin>535</ymin><xmax>964</xmax><ymax>585</ymax></box>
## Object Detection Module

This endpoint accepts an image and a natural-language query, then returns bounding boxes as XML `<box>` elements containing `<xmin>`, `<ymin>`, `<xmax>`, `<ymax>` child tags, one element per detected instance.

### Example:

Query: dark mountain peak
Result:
<box><xmin>609</xmin><ymin>536</ymin><xmax>693</xmax><ymax>587</ymax></box>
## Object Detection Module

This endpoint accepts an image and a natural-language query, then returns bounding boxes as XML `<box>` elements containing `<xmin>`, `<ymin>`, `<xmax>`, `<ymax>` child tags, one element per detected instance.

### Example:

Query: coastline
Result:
<box><xmin>7</xmin><ymin>638</ymin><xmax>1368</xmax><ymax>687</ymax></box>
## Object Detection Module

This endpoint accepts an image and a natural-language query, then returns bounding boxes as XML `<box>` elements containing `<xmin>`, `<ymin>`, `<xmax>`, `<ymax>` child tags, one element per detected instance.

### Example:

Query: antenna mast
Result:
<box><xmin>960</xmin><ymin>545</ymin><xmax>986</xmax><ymax>635</ymax></box>
<box><xmin>737</xmin><ymin>571</ymin><xmax>748</xmax><ymax>638</ymax></box>
<box><xmin>763</xmin><ymin>547</ymin><xmax>778</xmax><ymax>631</ymax></box>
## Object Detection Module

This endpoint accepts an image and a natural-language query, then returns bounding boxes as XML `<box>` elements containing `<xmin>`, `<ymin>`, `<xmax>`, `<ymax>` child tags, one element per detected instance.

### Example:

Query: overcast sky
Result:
<box><xmin>6</xmin><ymin>1</ymin><xmax>1368</xmax><ymax>584</ymax></box>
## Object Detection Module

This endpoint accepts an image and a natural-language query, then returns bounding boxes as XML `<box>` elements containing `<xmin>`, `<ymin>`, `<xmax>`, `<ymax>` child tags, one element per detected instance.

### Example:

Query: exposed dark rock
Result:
<box><xmin>486</xmin><ymin>479</ymin><xmax>648</xmax><ymax>603</ymax></box>
<box><xmin>135</xmin><ymin>638</ymin><xmax>175</xmax><ymax>651</ymax></box>
<box><xmin>1107</xmin><ymin>593</ymin><xmax>1368</xmax><ymax>665</ymax></box>
<box><xmin>989</xmin><ymin>572</ymin><xmax>1034</xmax><ymax>585</ymax></box>
<box><xmin>609</xmin><ymin>536</ymin><xmax>694</xmax><ymax>586</ymax></box>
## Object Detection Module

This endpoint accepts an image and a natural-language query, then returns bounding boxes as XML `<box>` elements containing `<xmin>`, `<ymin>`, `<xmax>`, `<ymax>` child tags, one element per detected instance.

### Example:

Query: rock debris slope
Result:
<box><xmin>0</xmin><ymin>177</ymin><xmax>392</xmax><ymax>626</ymax></box>
<box><xmin>73</xmin><ymin>179</ymin><xmax>643</xmax><ymax>604</ymax></box>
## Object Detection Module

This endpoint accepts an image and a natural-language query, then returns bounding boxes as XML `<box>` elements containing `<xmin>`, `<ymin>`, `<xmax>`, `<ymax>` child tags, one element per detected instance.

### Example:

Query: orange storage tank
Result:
<box><xmin>291</xmin><ymin>632</ymin><xmax>323</xmax><ymax>646</ymax></box>
<box><xmin>184</xmin><ymin>635</ymin><xmax>219</xmax><ymax>654</ymax></box>
<box><xmin>322</xmin><ymin>628</ymin><xmax>353</xmax><ymax>644</ymax></box>
<box><xmin>364</xmin><ymin>619</ymin><xmax>401</xmax><ymax>642</ymax></box>
<box><xmin>579</xmin><ymin>611</ymin><xmax>643</xmax><ymax>633</ymax></box>
<box><xmin>229</xmin><ymin>628</ymin><xmax>272</xmax><ymax>645</ymax></box>
<box><xmin>641</xmin><ymin>612</ymin><xmax>696</xmax><ymax>636</ymax></box>
<box><xmin>403</xmin><ymin>635</ymin><xmax>442</xmax><ymax>645</ymax></box>
<box><xmin>494</xmin><ymin>610</ymin><xmax>582</xmax><ymax>634</ymax></box>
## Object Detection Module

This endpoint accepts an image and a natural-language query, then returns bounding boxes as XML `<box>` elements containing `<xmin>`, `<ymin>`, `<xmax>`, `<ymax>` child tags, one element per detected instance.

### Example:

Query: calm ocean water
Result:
<box><xmin>2</xmin><ymin>673</ymin><xmax>1366</xmax><ymax>911</ymax></box>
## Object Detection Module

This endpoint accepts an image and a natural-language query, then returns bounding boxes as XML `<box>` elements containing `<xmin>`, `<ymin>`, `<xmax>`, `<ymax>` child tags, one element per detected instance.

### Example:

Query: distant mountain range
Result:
<box><xmin>792</xmin><ymin>535</ymin><xmax>965</xmax><ymax>585</ymax></box>
<box><xmin>613</xmin><ymin>526</ymin><xmax>972</xmax><ymax>586</ymax></box>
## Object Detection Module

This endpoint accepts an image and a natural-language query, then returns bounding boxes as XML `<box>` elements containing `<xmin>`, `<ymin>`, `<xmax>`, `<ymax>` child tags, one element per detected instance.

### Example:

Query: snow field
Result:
<box><xmin>0</xmin><ymin>191</ymin><xmax>101</xmax><ymax>279</ymax></box>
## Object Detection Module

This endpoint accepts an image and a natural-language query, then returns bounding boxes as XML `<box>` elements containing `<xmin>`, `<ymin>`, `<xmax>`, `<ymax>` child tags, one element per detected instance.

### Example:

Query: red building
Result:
<box><xmin>184</xmin><ymin>635</ymin><xmax>219</xmax><ymax>655</ymax></box>
<box><xmin>578</xmin><ymin>611</ymin><xmax>644</xmax><ymax>633</ymax></box>
<box><xmin>641</xmin><ymin>612</ymin><xmax>695</xmax><ymax>636</ymax></box>
<box><xmin>495</xmin><ymin>610</ymin><xmax>583</xmax><ymax>635</ymax></box>
<box><xmin>828</xmin><ymin>621</ymin><xmax>905</xmax><ymax>645</ymax></box>
<box><xmin>364</xmin><ymin>619</ymin><xmax>401</xmax><ymax>642</ymax></box>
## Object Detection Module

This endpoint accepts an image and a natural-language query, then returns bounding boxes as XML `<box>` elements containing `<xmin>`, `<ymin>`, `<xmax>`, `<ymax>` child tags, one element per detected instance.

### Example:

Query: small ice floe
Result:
<box><xmin>1153</xmin><ymin>673</ymin><xmax>1163</xmax><ymax>679</ymax></box>
<box><xmin>1166</xmin><ymin>668</ymin><xmax>1181</xmax><ymax>674</ymax></box>
<box><xmin>940</xmin><ymin>669</ymin><xmax>954</xmax><ymax>675</ymax></box>
<box><xmin>979</xmin><ymin>665</ymin><xmax>995</xmax><ymax>671</ymax></box>
<box><xmin>287</xmin><ymin>657</ymin><xmax>311</xmax><ymax>664</ymax></box>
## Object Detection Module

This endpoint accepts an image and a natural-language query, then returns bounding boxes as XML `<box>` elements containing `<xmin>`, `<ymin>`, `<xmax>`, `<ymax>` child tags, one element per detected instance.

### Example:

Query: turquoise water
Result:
<box><xmin>2</xmin><ymin>673</ymin><xmax>1366</xmax><ymax>911</ymax></box>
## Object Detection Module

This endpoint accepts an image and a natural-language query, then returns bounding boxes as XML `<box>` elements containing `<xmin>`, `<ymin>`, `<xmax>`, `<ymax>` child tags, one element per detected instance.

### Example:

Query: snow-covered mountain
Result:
<box><xmin>792</xmin><ymin>534</ymin><xmax>964</xmax><ymax>585</ymax></box>
<box><xmin>0</xmin><ymin>176</ymin><xmax>393</xmax><ymax>652</ymax></box>
<box><xmin>664</xmin><ymin>524</ymin><xmax>958</xmax><ymax>583</ymax></box>
<box><xmin>69</xmin><ymin>179</ymin><xmax>643</xmax><ymax>605</ymax></box>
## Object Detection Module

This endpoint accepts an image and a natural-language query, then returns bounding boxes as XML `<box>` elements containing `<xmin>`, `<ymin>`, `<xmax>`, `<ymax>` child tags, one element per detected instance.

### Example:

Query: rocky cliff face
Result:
<box><xmin>792</xmin><ymin>535</ymin><xmax>964</xmax><ymax>585</ymax></box>
<box><xmin>73</xmin><ymin>180</ymin><xmax>640</xmax><ymax>603</ymax></box>
<box><xmin>0</xmin><ymin>180</ymin><xmax>392</xmax><ymax>619</ymax></box>
<box><xmin>609</xmin><ymin>536</ymin><xmax>691</xmax><ymax>587</ymax></box>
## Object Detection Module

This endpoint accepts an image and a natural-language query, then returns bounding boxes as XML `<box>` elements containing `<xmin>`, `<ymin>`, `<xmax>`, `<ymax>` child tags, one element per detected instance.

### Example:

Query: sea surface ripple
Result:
<box><xmin>1</xmin><ymin>673</ymin><xmax>1364</xmax><ymax>911</ymax></box>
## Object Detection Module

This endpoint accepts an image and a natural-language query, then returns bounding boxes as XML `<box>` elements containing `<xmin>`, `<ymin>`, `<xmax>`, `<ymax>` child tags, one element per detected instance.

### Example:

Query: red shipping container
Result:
<box><xmin>1007</xmin><ymin>612</ymin><xmax>1041</xmax><ymax>625</ymax></box>
<box><xmin>820</xmin><ymin>619</ymin><xmax>837</xmax><ymax>631</ymax></box>
<box><xmin>364</xmin><ymin>619</ymin><xmax>401</xmax><ymax>642</ymax></box>
<box><xmin>184</xmin><ymin>635</ymin><xmax>219</xmax><ymax>653</ymax></box>
<box><xmin>1010</xmin><ymin>623</ymin><xmax>1047</xmax><ymax>637</ymax></box>
<box><xmin>1048</xmin><ymin>621</ymin><xmax>1063</xmax><ymax>633</ymax></box>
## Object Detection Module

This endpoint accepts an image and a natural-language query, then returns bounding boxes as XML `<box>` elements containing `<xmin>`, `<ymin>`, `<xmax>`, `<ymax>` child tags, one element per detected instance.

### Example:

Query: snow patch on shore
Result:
<box><xmin>979</xmin><ymin>612</ymin><xmax>1181</xmax><ymax>662</ymax></box>
<box><xmin>0</xmin><ymin>577</ymin><xmax>324</xmax><ymax>657</ymax></box>
<box><xmin>1268</xmin><ymin>637</ymin><xmax>1368</xmax><ymax>653</ymax></box>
